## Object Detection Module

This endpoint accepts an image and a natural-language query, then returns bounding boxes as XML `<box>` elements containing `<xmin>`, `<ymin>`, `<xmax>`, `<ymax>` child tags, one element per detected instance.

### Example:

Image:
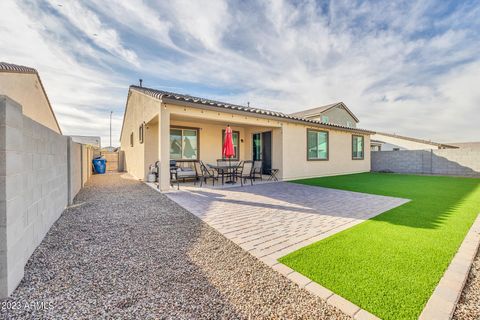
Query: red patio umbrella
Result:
<box><xmin>222</xmin><ymin>125</ymin><xmax>235</xmax><ymax>159</ymax></box>
<box><xmin>222</xmin><ymin>125</ymin><xmax>235</xmax><ymax>183</ymax></box>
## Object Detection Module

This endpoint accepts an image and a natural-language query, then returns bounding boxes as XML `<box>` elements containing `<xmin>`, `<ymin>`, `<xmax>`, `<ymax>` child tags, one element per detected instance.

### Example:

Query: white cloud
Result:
<box><xmin>44</xmin><ymin>0</ymin><xmax>139</xmax><ymax>67</ymax></box>
<box><xmin>0</xmin><ymin>0</ymin><xmax>129</xmax><ymax>146</ymax></box>
<box><xmin>1</xmin><ymin>0</ymin><xmax>479</xmax><ymax>145</ymax></box>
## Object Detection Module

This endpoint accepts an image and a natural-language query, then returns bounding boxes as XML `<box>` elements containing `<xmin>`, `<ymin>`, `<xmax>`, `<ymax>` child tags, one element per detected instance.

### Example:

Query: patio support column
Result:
<box><xmin>159</xmin><ymin>106</ymin><xmax>171</xmax><ymax>191</ymax></box>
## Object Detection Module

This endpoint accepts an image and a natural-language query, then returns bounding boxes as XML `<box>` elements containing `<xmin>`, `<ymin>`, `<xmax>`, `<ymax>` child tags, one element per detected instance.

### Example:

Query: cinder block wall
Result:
<box><xmin>371</xmin><ymin>149</ymin><xmax>480</xmax><ymax>177</ymax></box>
<box><xmin>68</xmin><ymin>139</ymin><xmax>82</xmax><ymax>203</ymax></box>
<box><xmin>81</xmin><ymin>145</ymin><xmax>94</xmax><ymax>185</ymax></box>
<box><xmin>0</xmin><ymin>96</ymin><xmax>94</xmax><ymax>298</ymax></box>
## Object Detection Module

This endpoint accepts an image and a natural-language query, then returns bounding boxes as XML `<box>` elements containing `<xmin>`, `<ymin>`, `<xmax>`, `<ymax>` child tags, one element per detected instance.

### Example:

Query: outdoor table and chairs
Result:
<box><xmin>166</xmin><ymin>125</ymin><xmax>279</xmax><ymax>189</ymax></box>
<box><xmin>208</xmin><ymin>162</ymin><xmax>240</xmax><ymax>185</ymax></box>
<box><xmin>167</xmin><ymin>159</ymin><xmax>279</xmax><ymax>189</ymax></box>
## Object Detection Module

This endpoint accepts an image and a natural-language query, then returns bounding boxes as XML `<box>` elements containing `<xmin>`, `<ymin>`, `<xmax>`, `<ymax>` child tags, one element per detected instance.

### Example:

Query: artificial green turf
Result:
<box><xmin>279</xmin><ymin>173</ymin><xmax>480</xmax><ymax>320</ymax></box>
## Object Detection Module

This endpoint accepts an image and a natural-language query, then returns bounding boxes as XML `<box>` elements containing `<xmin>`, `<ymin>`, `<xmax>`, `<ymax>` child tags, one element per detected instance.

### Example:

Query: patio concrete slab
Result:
<box><xmin>166</xmin><ymin>182</ymin><xmax>409</xmax><ymax>261</ymax></box>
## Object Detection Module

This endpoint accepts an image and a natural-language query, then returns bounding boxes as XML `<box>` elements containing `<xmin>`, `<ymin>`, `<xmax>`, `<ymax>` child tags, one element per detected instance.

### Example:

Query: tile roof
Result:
<box><xmin>0</xmin><ymin>62</ymin><xmax>38</xmax><ymax>74</ymax></box>
<box><xmin>129</xmin><ymin>85</ymin><xmax>374</xmax><ymax>134</ymax></box>
<box><xmin>448</xmin><ymin>142</ymin><xmax>480</xmax><ymax>149</ymax></box>
<box><xmin>290</xmin><ymin>102</ymin><xmax>360</xmax><ymax>122</ymax></box>
<box><xmin>290</xmin><ymin>103</ymin><xmax>339</xmax><ymax>116</ymax></box>
<box><xmin>374</xmin><ymin>132</ymin><xmax>458</xmax><ymax>148</ymax></box>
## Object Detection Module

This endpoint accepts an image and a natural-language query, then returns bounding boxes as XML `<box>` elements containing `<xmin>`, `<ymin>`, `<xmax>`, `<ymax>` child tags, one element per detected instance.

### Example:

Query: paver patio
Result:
<box><xmin>166</xmin><ymin>182</ymin><xmax>409</xmax><ymax>262</ymax></box>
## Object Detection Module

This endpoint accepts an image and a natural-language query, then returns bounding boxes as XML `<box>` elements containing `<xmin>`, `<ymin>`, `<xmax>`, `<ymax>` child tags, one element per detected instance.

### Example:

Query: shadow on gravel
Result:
<box><xmin>0</xmin><ymin>173</ymin><xmax>242</xmax><ymax>319</ymax></box>
<box><xmin>0</xmin><ymin>173</ymin><xmax>347</xmax><ymax>320</ymax></box>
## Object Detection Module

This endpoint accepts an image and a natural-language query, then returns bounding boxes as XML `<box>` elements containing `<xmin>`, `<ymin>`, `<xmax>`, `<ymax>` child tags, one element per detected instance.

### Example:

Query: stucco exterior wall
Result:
<box><xmin>170</xmin><ymin>119</ymin><xmax>247</xmax><ymax>164</ymax></box>
<box><xmin>321</xmin><ymin>106</ymin><xmax>357</xmax><ymax>127</ymax></box>
<box><xmin>281</xmin><ymin>123</ymin><xmax>370</xmax><ymax>180</ymax></box>
<box><xmin>120</xmin><ymin>90</ymin><xmax>372</xmax><ymax>190</ymax></box>
<box><xmin>120</xmin><ymin>90</ymin><xmax>162</xmax><ymax>180</ymax></box>
<box><xmin>304</xmin><ymin>105</ymin><xmax>357</xmax><ymax>127</ymax></box>
<box><xmin>0</xmin><ymin>73</ymin><xmax>60</xmax><ymax>134</ymax></box>
<box><xmin>371</xmin><ymin>133</ymin><xmax>440</xmax><ymax>151</ymax></box>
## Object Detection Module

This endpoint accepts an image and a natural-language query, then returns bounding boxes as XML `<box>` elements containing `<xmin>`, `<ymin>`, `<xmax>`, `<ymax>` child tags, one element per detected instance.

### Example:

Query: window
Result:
<box><xmin>307</xmin><ymin>129</ymin><xmax>328</xmax><ymax>160</ymax></box>
<box><xmin>322</xmin><ymin>115</ymin><xmax>329</xmax><ymax>123</ymax></box>
<box><xmin>393</xmin><ymin>147</ymin><xmax>400</xmax><ymax>151</ymax></box>
<box><xmin>170</xmin><ymin>128</ymin><xmax>198</xmax><ymax>160</ymax></box>
<box><xmin>346</xmin><ymin>121</ymin><xmax>352</xmax><ymax>127</ymax></box>
<box><xmin>139</xmin><ymin>124</ymin><xmax>144</xmax><ymax>144</ymax></box>
<box><xmin>222</xmin><ymin>130</ymin><xmax>240</xmax><ymax>160</ymax></box>
<box><xmin>352</xmin><ymin>135</ymin><xmax>364</xmax><ymax>159</ymax></box>
<box><xmin>130</xmin><ymin>132</ymin><xmax>134</xmax><ymax>147</ymax></box>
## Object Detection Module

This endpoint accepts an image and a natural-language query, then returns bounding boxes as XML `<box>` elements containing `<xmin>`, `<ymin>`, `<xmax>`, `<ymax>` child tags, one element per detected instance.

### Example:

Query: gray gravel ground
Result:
<box><xmin>453</xmin><ymin>247</ymin><xmax>480</xmax><ymax>320</ymax></box>
<box><xmin>0</xmin><ymin>173</ymin><xmax>349</xmax><ymax>320</ymax></box>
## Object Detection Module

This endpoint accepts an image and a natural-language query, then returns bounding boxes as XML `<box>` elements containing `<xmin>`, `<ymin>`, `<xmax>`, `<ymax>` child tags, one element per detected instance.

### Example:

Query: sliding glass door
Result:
<box><xmin>252</xmin><ymin>132</ymin><xmax>272</xmax><ymax>174</ymax></box>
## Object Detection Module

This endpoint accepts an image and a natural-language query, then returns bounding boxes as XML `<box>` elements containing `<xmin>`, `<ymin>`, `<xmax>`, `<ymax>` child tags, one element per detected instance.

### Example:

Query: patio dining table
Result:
<box><xmin>207</xmin><ymin>163</ymin><xmax>238</xmax><ymax>184</ymax></box>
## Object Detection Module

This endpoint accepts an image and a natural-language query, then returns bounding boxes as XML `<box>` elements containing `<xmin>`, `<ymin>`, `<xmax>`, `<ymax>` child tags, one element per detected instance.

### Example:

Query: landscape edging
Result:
<box><xmin>419</xmin><ymin>213</ymin><xmax>480</xmax><ymax>320</ymax></box>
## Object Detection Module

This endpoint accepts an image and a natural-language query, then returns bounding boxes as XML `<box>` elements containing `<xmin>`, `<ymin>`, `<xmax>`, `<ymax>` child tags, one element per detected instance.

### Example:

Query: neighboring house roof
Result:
<box><xmin>447</xmin><ymin>142</ymin><xmax>480</xmax><ymax>149</ymax></box>
<box><xmin>0</xmin><ymin>62</ymin><xmax>62</xmax><ymax>133</ymax></box>
<box><xmin>70</xmin><ymin>135</ymin><xmax>101</xmax><ymax>148</ymax></box>
<box><xmin>0</xmin><ymin>62</ymin><xmax>37</xmax><ymax>74</ymax></box>
<box><xmin>121</xmin><ymin>85</ymin><xmax>375</xmax><ymax>140</ymax></box>
<box><xmin>289</xmin><ymin>102</ymin><xmax>360</xmax><ymax>123</ymax></box>
<box><xmin>374</xmin><ymin>132</ymin><xmax>458</xmax><ymax>149</ymax></box>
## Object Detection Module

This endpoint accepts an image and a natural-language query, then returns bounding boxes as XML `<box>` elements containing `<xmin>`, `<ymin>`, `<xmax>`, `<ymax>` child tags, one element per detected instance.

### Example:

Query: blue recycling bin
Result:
<box><xmin>92</xmin><ymin>157</ymin><xmax>106</xmax><ymax>174</ymax></box>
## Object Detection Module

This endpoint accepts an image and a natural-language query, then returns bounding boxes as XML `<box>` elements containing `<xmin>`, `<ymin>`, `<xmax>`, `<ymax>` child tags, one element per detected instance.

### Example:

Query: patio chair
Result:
<box><xmin>173</xmin><ymin>161</ymin><xmax>198</xmax><ymax>189</ymax></box>
<box><xmin>232</xmin><ymin>161</ymin><xmax>243</xmax><ymax>182</ymax></box>
<box><xmin>236</xmin><ymin>161</ymin><xmax>255</xmax><ymax>186</ymax></box>
<box><xmin>193</xmin><ymin>161</ymin><xmax>206</xmax><ymax>187</ymax></box>
<box><xmin>253</xmin><ymin>160</ymin><xmax>263</xmax><ymax>180</ymax></box>
<box><xmin>200</xmin><ymin>161</ymin><xmax>218</xmax><ymax>186</ymax></box>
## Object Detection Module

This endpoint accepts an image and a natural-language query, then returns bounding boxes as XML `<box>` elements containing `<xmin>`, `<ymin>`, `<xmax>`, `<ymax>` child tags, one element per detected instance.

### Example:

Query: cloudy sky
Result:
<box><xmin>1</xmin><ymin>0</ymin><xmax>479</xmax><ymax>146</ymax></box>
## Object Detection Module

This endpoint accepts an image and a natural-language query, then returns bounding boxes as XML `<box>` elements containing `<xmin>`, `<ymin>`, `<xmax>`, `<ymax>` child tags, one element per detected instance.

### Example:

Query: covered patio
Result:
<box><xmin>146</xmin><ymin>103</ymin><xmax>284</xmax><ymax>190</ymax></box>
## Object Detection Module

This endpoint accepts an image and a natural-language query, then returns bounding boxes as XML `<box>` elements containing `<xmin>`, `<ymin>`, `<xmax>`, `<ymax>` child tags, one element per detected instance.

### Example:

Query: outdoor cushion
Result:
<box><xmin>177</xmin><ymin>170</ymin><xmax>196</xmax><ymax>178</ymax></box>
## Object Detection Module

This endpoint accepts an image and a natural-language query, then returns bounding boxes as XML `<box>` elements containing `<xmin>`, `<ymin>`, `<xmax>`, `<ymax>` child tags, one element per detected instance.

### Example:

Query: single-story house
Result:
<box><xmin>370</xmin><ymin>132</ymin><xmax>457</xmax><ymax>151</ymax></box>
<box><xmin>0</xmin><ymin>62</ymin><xmax>61</xmax><ymax>134</ymax></box>
<box><xmin>120</xmin><ymin>85</ymin><xmax>374</xmax><ymax>191</ymax></box>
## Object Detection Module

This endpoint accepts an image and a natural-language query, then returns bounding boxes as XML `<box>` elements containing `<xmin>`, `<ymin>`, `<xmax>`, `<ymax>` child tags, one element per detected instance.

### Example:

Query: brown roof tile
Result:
<box><xmin>0</xmin><ymin>62</ymin><xmax>38</xmax><ymax>74</ymax></box>
<box><xmin>129</xmin><ymin>85</ymin><xmax>374</xmax><ymax>134</ymax></box>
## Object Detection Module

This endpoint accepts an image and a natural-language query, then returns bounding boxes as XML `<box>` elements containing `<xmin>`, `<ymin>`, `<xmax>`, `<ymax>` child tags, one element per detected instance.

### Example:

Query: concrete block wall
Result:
<box><xmin>371</xmin><ymin>149</ymin><xmax>480</xmax><ymax>177</ymax></box>
<box><xmin>0</xmin><ymin>96</ymin><xmax>68</xmax><ymax>297</ymax></box>
<box><xmin>432</xmin><ymin>149</ymin><xmax>480</xmax><ymax>176</ymax></box>
<box><xmin>0</xmin><ymin>95</ymin><xmax>96</xmax><ymax>298</ymax></box>
<box><xmin>81</xmin><ymin>144</ymin><xmax>94</xmax><ymax>185</ymax></box>
<box><xmin>68</xmin><ymin>139</ymin><xmax>82</xmax><ymax>203</ymax></box>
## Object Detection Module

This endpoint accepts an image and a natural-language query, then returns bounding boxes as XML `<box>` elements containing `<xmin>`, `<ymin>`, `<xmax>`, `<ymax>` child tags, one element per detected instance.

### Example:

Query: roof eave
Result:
<box><xmin>161</xmin><ymin>96</ymin><xmax>375</xmax><ymax>135</ymax></box>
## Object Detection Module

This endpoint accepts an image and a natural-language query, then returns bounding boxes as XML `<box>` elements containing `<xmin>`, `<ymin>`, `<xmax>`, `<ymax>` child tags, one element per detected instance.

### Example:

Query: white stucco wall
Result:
<box><xmin>281</xmin><ymin>123</ymin><xmax>370</xmax><ymax>180</ymax></box>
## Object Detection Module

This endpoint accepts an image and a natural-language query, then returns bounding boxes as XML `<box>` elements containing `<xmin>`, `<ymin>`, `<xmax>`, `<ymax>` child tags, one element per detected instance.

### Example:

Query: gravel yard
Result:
<box><xmin>453</xmin><ymin>248</ymin><xmax>480</xmax><ymax>320</ymax></box>
<box><xmin>0</xmin><ymin>173</ymin><xmax>349</xmax><ymax>319</ymax></box>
